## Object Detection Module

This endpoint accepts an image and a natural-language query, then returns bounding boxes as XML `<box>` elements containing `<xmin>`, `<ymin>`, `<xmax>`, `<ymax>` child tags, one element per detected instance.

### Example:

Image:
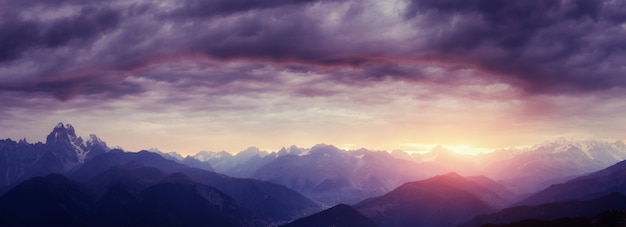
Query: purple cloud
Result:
<box><xmin>0</xmin><ymin>0</ymin><xmax>624</xmax><ymax>103</ymax></box>
<box><xmin>404</xmin><ymin>0</ymin><xmax>626</xmax><ymax>94</ymax></box>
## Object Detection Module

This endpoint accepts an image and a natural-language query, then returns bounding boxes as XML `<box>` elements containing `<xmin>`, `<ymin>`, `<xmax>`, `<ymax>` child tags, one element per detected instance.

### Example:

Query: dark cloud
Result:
<box><xmin>0</xmin><ymin>19</ymin><xmax>39</xmax><ymax>62</ymax></box>
<box><xmin>405</xmin><ymin>0</ymin><xmax>626</xmax><ymax>94</ymax></box>
<box><xmin>0</xmin><ymin>71</ymin><xmax>140</xmax><ymax>101</ymax></box>
<box><xmin>0</xmin><ymin>6</ymin><xmax>120</xmax><ymax>62</ymax></box>
<box><xmin>1</xmin><ymin>0</ymin><xmax>625</xmax><ymax>103</ymax></box>
<box><xmin>43</xmin><ymin>7</ymin><xmax>120</xmax><ymax>47</ymax></box>
<box><xmin>179</xmin><ymin>8</ymin><xmax>373</xmax><ymax>67</ymax></box>
<box><xmin>134</xmin><ymin>62</ymin><xmax>281</xmax><ymax>89</ymax></box>
<box><xmin>170</xmin><ymin>0</ymin><xmax>331</xmax><ymax>18</ymax></box>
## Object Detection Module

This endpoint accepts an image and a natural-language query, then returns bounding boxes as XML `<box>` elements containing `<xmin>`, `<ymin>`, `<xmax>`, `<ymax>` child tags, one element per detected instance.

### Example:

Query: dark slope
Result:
<box><xmin>0</xmin><ymin>171</ymin><xmax>266</xmax><ymax>226</ymax></box>
<box><xmin>466</xmin><ymin>175</ymin><xmax>523</xmax><ymax>204</ymax></box>
<box><xmin>282</xmin><ymin>204</ymin><xmax>378</xmax><ymax>227</ymax></box>
<box><xmin>83</xmin><ymin>162</ymin><xmax>167</xmax><ymax>198</ymax></box>
<box><xmin>70</xmin><ymin>149</ymin><xmax>320</xmax><ymax>221</ymax></box>
<box><xmin>181</xmin><ymin>156</ymin><xmax>215</xmax><ymax>171</ymax></box>
<box><xmin>104</xmin><ymin>173</ymin><xmax>263</xmax><ymax>227</ymax></box>
<box><xmin>355</xmin><ymin>172</ymin><xmax>498</xmax><ymax>227</ymax></box>
<box><xmin>88</xmin><ymin>168</ymin><xmax>264</xmax><ymax>226</ymax></box>
<box><xmin>464</xmin><ymin>192</ymin><xmax>626</xmax><ymax>227</ymax></box>
<box><xmin>182</xmin><ymin>167</ymin><xmax>320</xmax><ymax>221</ymax></box>
<box><xmin>481</xmin><ymin>210</ymin><xmax>626</xmax><ymax>227</ymax></box>
<box><xmin>0</xmin><ymin>174</ymin><xmax>93</xmax><ymax>226</ymax></box>
<box><xmin>517</xmin><ymin>159</ymin><xmax>626</xmax><ymax>206</ymax></box>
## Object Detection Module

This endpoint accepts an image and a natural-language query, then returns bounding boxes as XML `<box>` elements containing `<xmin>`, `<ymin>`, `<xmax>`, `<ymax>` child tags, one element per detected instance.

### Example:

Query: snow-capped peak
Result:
<box><xmin>529</xmin><ymin>138</ymin><xmax>626</xmax><ymax>162</ymax></box>
<box><xmin>193</xmin><ymin>150</ymin><xmax>231</xmax><ymax>161</ymax></box>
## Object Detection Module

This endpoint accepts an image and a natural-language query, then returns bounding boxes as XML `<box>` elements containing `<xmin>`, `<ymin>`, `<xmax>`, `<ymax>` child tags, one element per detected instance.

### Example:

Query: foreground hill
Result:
<box><xmin>354</xmin><ymin>172</ymin><xmax>502</xmax><ymax>227</ymax></box>
<box><xmin>481</xmin><ymin>210</ymin><xmax>626</xmax><ymax>227</ymax></box>
<box><xmin>516</xmin><ymin>159</ymin><xmax>626</xmax><ymax>206</ymax></box>
<box><xmin>70</xmin><ymin>149</ymin><xmax>320</xmax><ymax>222</ymax></box>
<box><xmin>282</xmin><ymin>204</ymin><xmax>378</xmax><ymax>227</ymax></box>
<box><xmin>0</xmin><ymin>172</ymin><xmax>263</xmax><ymax>226</ymax></box>
<box><xmin>463</xmin><ymin>192</ymin><xmax>626</xmax><ymax>227</ymax></box>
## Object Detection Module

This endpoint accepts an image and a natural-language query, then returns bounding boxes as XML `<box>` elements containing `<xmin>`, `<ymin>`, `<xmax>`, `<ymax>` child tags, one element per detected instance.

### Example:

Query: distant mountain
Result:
<box><xmin>187</xmin><ymin>146</ymin><xmax>305</xmax><ymax>177</ymax></box>
<box><xmin>0</xmin><ymin>123</ymin><xmax>109</xmax><ymax>189</ymax></box>
<box><xmin>252</xmin><ymin>144</ymin><xmax>446</xmax><ymax>205</ymax></box>
<box><xmin>481</xmin><ymin>139</ymin><xmax>626</xmax><ymax>192</ymax></box>
<box><xmin>516</xmin><ymin>159</ymin><xmax>626</xmax><ymax>206</ymax></box>
<box><xmin>463</xmin><ymin>192</ymin><xmax>626</xmax><ymax>227</ymax></box>
<box><xmin>0</xmin><ymin>172</ymin><xmax>265</xmax><ymax>226</ymax></box>
<box><xmin>282</xmin><ymin>204</ymin><xmax>378</xmax><ymax>227</ymax></box>
<box><xmin>392</xmin><ymin>146</ymin><xmax>482</xmax><ymax>175</ymax></box>
<box><xmin>70</xmin><ymin>149</ymin><xmax>320</xmax><ymax>222</ymax></box>
<box><xmin>175</xmin><ymin>144</ymin><xmax>447</xmax><ymax>205</ymax></box>
<box><xmin>154</xmin><ymin>149</ymin><xmax>215</xmax><ymax>171</ymax></box>
<box><xmin>389</xmin><ymin>139</ymin><xmax>626</xmax><ymax>194</ymax></box>
<box><xmin>354</xmin><ymin>172</ymin><xmax>500</xmax><ymax>227</ymax></box>
<box><xmin>180</xmin><ymin>156</ymin><xmax>215</xmax><ymax>171</ymax></box>
<box><xmin>158</xmin><ymin>138</ymin><xmax>626</xmax><ymax>202</ymax></box>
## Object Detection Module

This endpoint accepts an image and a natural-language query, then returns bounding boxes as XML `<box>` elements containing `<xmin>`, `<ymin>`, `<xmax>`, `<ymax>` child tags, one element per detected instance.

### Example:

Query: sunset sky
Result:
<box><xmin>1</xmin><ymin>0</ymin><xmax>625</xmax><ymax>155</ymax></box>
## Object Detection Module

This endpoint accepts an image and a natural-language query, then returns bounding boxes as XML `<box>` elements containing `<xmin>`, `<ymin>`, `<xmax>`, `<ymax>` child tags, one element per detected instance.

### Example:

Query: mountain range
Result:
<box><xmin>0</xmin><ymin>171</ymin><xmax>267</xmax><ymax>226</ymax></box>
<box><xmin>480</xmin><ymin>139</ymin><xmax>626</xmax><ymax>192</ymax></box>
<box><xmin>286</xmin><ymin>163</ymin><xmax>626</xmax><ymax>227</ymax></box>
<box><xmin>0</xmin><ymin>123</ymin><xmax>107</xmax><ymax>188</ymax></box>
<box><xmin>0</xmin><ymin>123</ymin><xmax>319</xmax><ymax>225</ymax></box>
<box><xmin>354</xmin><ymin>172</ymin><xmax>504</xmax><ymax>227</ymax></box>
<box><xmin>3</xmin><ymin>123</ymin><xmax>626</xmax><ymax>226</ymax></box>
<box><xmin>157</xmin><ymin>137</ymin><xmax>626</xmax><ymax>206</ymax></box>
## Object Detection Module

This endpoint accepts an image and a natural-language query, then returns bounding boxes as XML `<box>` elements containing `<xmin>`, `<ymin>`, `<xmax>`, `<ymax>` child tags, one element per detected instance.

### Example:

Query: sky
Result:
<box><xmin>1</xmin><ymin>0</ymin><xmax>626</xmax><ymax>155</ymax></box>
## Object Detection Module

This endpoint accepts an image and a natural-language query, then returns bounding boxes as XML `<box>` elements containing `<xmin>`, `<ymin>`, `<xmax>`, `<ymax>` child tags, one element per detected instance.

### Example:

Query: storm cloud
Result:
<box><xmin>1</xmin><ymin>0</ymin><xmax>625</xmax><ymax>153</ymax></box>
<box><xmin>1</xmin><ymin>0</ymin><xmax>624</xmax><ymax>100</ymax></box>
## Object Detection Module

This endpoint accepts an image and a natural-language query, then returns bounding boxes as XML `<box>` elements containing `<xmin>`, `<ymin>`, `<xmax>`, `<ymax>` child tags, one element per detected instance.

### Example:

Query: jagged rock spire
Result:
<box><xmin>46</xmin><ymin>122</ymin><xmax>78</xmax><ymax>145</ymax></box>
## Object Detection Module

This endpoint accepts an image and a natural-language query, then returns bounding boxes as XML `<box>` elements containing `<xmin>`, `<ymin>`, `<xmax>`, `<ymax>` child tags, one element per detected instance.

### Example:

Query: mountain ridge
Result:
<box><xmin>354</xmin><ymin>172</ymin><xmax>501</xmax><ymax>227</ymax></box>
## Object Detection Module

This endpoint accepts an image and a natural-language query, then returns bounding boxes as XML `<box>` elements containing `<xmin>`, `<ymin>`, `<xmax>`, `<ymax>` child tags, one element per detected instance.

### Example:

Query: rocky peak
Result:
<box><xmin>46</xmin><ymin>123</ymin><xmax>79</xmax><ymax>145</ymax></box>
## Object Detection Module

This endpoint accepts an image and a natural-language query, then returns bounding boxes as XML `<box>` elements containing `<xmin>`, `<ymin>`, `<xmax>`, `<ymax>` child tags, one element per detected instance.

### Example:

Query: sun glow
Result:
<box><xmin>401</xmin><ymin>143</ymin><xmax>493</xmax><ymax>155</ymax></box>
<box><xmin>445</xmin><ymin>145</ymin><xmax>493</xmax><ymax>155</ymax></box>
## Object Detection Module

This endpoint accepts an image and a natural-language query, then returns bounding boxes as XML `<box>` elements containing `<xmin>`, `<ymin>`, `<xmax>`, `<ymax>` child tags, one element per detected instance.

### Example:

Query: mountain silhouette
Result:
<box><xmin>464</xmin><ymin>192</ymin><xmax>626</xmax><ymax>227</ymax></box>
<box><xmin>282</xmin><ymin>204</ymin><xmax>378</xmax><ymax>227</ymax></box>
<box><xmin>355</xmin><ymin>172</ymin><xmax>499</xmax><ymax>227</ymax></box>
<box><xmin>70</xmin><ymin>149</ymin><xmax>320</xmax><ymax>222</ymax></box>
<box><xmin>517</xmin><ymin>159</ymin><xmax>626</xmax><ymax>206</ymax></box>
<box><xmin>0</xmin><ymin>171</ymin><xmax>267</xmax><ymax>226</ymax></box>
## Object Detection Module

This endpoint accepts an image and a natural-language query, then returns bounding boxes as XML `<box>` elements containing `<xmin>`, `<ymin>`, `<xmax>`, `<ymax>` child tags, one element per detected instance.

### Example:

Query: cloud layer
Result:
<box><xmin>1</xmin><ymin>0</ymin><xmax>625</xmax><ymax>153</ymax></box>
